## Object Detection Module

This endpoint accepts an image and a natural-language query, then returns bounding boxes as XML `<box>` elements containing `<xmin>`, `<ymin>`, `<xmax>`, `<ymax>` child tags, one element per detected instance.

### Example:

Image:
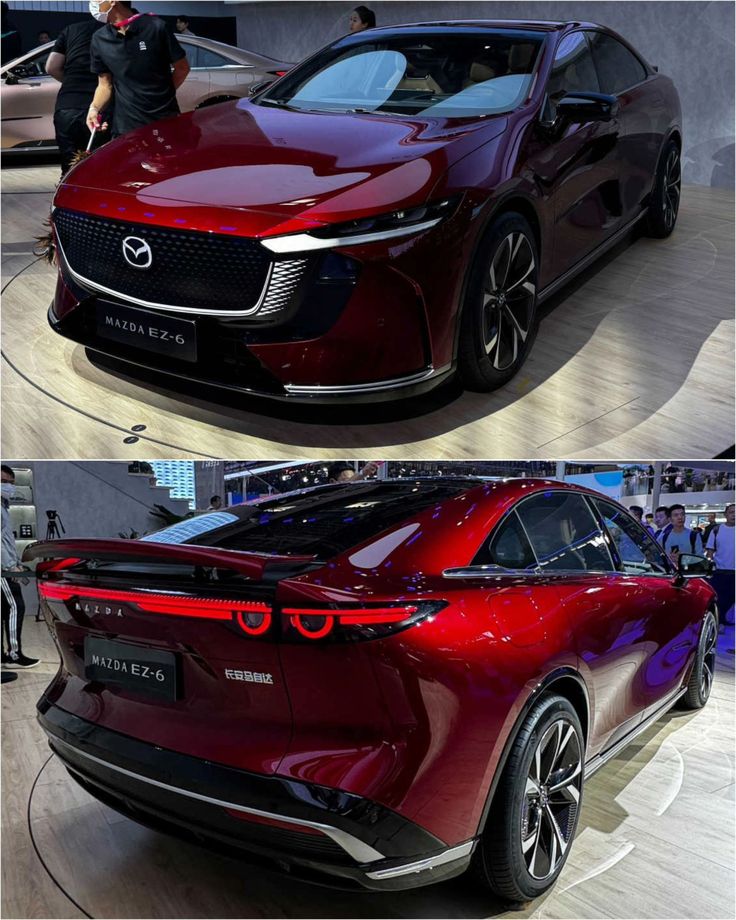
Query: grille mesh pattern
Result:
<box><xmin>258</xmin><ymin>259</ymin><xmax>310</xmax><ymax>316</ymax></box>
<box><xmin>54</xmin><ymin>209</ymin><xmax>272</xmax><ymax>313</ymax></box>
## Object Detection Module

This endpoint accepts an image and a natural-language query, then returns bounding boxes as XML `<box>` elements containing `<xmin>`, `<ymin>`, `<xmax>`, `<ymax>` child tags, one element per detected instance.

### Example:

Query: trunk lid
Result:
<box><xmin>32</xmin><ymin>539</ymin><xmax>316</xmax><ymax>776</ymax></box>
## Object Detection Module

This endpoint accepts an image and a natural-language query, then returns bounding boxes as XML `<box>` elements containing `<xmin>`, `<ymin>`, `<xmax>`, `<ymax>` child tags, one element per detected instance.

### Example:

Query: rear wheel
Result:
<box><xmin>472</xmin><ymin>694</ymin><xmax>584</xmax><ymax>903</ymax></box>
<box><xmin>458</xmin><ymin>212</ymin><xmax>539</xmax><ymax>392</ymax></box>
<box><xmin>678</xmin><ymin>610</ymin><xmax>718</xmax><ymax>710</ymax></box>
<box><xmin>646</xmin><ymin>139</ymin><xmax>681</xmax><ymax>238</ymax></box>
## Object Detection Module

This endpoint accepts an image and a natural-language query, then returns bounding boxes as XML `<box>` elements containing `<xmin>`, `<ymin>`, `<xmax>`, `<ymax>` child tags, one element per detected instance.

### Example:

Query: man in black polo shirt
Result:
<box><xmin>47</xmin><ymin>19</ymin><xmax>109</xmax><ymax>175</ymax></box>
<box><xmin>86</xmin><ymin>0</ymin><xmax>190</xmax><ymax>139</ymax></box>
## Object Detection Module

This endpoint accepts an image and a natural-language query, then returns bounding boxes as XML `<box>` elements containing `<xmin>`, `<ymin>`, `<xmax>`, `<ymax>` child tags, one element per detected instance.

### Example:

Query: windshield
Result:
<box><xmin>259</xmin><ymin>30</ymin><xmax>544</xmax><ymax>118</ymax></box>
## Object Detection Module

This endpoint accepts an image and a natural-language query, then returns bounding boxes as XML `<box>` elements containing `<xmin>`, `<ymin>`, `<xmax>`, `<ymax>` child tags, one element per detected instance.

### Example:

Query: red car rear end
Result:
<box><xmin>31</xmin><ymin>478</ymin><xmax>714</xmax><ymax>897</ymax></box>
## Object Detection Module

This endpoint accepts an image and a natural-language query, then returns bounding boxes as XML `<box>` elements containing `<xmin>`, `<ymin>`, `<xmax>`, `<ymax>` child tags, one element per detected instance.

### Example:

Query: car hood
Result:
<box><xmin>54</xmin><ymin>99</ymin><xmax>508</xmax><ymax>237</ymax></box>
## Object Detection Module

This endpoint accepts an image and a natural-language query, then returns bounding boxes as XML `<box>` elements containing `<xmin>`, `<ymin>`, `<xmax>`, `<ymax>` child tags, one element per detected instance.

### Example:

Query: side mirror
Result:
<box><xmin>556</xmin><ymin>91</ymin><xmax>619</xmax><ymax>122</ymax></box>
<box><xmin>4</xmin><ymin>72</ymin><xmax>19</xmax><ymax>85</ymax></box>
<box><xmin>249</xmin><ymin>79</ymin><xmax>274</xmax><ymax>97</ymax></box>
<box><xmin>673</xmin><ymin>552</ymin><xmax>714</xmax><ymax>584</ymax></box>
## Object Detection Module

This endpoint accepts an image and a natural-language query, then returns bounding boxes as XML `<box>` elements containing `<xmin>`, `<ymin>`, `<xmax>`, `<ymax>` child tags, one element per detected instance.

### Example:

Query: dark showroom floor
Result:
<box><xmin>1</xmin><ymin>164</ymin><xmax>734</xmax><ymax>460</ymax></box>
<box><xmin>1</xmin><ymin>617</ymin><xmax>734</xmax><ymax>920</ymax></box>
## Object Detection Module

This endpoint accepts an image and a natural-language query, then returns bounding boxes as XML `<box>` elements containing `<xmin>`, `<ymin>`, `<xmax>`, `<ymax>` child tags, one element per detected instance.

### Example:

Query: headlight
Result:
<box><xmin>260</xmin><ymin>196</ymin><xmax>461</xmax><ymax>254</ymax></box>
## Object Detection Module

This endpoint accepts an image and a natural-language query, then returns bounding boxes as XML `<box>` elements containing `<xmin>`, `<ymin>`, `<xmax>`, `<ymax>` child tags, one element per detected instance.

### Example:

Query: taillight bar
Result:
<box><xmin>283</xmin><ymin>605</ymin><xmax>418</xmax><ymax>639</ymax></box>
<box><xmin>39</xmin><ymin>582</ymin><xmax>271</xmax><ymax>623</ymax></box>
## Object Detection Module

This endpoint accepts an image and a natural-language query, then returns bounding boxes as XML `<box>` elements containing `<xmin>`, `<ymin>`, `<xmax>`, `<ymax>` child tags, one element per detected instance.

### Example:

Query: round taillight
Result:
<box><xmin>236</xmin><ymin>609</ymin><xmax>271</xmax><ymax>636</ymax></box>
<box><xmin>290</xmin><ymin>614</ymin><xmax>335</xmax><ymax>639</ymax></box>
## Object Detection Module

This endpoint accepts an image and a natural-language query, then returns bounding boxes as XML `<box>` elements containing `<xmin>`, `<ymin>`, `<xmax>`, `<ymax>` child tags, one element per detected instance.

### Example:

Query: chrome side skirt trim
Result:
<box><xmin>54</xmin><ymin>231</ymin><xmax>276</xmax><ymax>318</ymax></box>
<box><xmin>365</xmin><ymin>840</ymin><xmax>476</xmax><ymax>880</ymax></box>
<box><xmin>51</xmin><ymin>736</ymin><xmax>385</xmax><ymax>864</ymax></box>
<box><xmin>537</xmin><ymin>210</ymin><xmax>647</xmax><ymax>304</ymax></box>
<box><xmin>283</xmin><ymin>363</ymin><xmax>451</xmax><ymax>396</ymax></box>
<box><xmin>584</xmin><ymin>686</ymin><xmax>687</xmax><ymax>780</ymax></box>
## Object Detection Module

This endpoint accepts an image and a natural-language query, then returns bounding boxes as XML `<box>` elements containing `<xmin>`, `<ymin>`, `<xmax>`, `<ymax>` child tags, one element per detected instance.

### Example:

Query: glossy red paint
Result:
<box><xmin>34</xmin><ymin>478</ymin><xmax>713</xmax><ymax>861</ymax></box>
<box><xmin>47</xmin><ymin>20</ymin><xmax>682</xmax><ymax>401</ymax></box>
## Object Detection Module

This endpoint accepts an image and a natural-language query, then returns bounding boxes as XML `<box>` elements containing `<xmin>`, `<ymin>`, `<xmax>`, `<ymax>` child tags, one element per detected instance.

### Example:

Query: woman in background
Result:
<box><xmin>349</xmin><ymin>5</ymin><xmax>376</xmax><ymax>33</ymax></box>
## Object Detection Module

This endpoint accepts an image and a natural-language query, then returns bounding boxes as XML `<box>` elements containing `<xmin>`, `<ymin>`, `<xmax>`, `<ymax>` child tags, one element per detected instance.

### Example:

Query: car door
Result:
<box><xmin>590</xmin><ymin>498</ymin><xmax>701</xmax><ymax>726</ymax></box>
<box><xmin>176</xmin><ymin>39</ymin><xmax>211</xmax><ymax>112</ymax></box>
<box><xmin>513</xmin><ymin>490</ymin><xmax>652</xmax><ymax>757</ymax></box>
<box><xmin>585</xmin><ymin>30</ymin><xmax>661</xmax><ymax>224</ymax></box>
<box><xmin>1</xmin><ymin>45</ymin><xmax>58</xmax><ymax>148</ymax></box>
<box><xmin>531</xmin><ymin>31</ymin><xmax>624</xmax><ymax>277</ymax></box>
<box><xmin>198</xmin><ymin>45</ymin><xmax>257</xmax><ymax>99</ymax></box>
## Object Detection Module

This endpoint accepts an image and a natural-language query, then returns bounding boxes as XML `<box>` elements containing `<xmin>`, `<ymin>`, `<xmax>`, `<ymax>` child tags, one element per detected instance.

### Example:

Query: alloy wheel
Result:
<box><xmin>521</xmin><ymin>717</ymin><xmax>582</xmax><ymax>880</ymax></box>
<box><xmin>663</xmin><ymin>148</ymin><xmax>681</xmax><ymax>232</ymax></box>
<box><xmin>700</xmin><ymin>615</ymin><xmax>718</xmax><ymax>700</ymax></box>
<box><xmin>482</xmin><ymin>232</ymin><xmax>536</xmax><ymax>371</ymax></box>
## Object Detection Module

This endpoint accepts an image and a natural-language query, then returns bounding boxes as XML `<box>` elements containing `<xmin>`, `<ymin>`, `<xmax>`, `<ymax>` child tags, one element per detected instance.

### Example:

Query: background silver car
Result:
<box><xmin>1</xmin><ymin>33</ymin><xmax>291</xmax><ymax>154</ymax></box>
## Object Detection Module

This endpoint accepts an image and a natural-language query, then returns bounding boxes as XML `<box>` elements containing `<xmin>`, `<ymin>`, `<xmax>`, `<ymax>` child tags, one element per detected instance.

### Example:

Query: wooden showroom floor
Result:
<box><xmin>1</xmin><ymin>164</ymin><xmax>734</xmax><ymax>460</ymax></box>
<box><xmin>2</xmin><ymin>617</ymin><xmax>734</xmax><ymax>920</ymax></box>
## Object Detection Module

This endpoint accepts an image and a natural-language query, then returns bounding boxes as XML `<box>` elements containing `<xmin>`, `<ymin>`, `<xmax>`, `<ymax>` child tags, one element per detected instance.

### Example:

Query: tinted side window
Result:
<box><xmin>196</xmin><ymin>47</ymin><xmax>236</xmax><ymax>68</ymax></box>
<box><xmin>516</xmin><ymin>492</ymin><xmax>613</xmax><ymax>572</ymax></box>
<box><xmin>543</xmin><ymin>32</ymin><xmax>600</xmax><ymax>120</ymax></box>
<box><xmin>12</xmin><ymin>49</ymin><xmax>50</xmax><ymax>77</ymax></box>
<box><xmin>481</xmin><ymin>511</ymin><xmax>538</xmax><ymax>570</ymax></box>
<box><xmin>587</xmin><ymin>32</ymin><xmax>647</xmax><ymax>94</ymax></box>
<box><xmin>593</xmin><ymin>499</ymin><xmax>669</xmax><ymax>574</ymax></box>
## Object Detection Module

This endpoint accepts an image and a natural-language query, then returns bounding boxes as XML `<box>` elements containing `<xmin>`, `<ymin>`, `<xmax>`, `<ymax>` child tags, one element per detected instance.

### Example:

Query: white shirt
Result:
<box><xmin>706</xmin><ymin>523</ymin><xmax>735</xmax><ymax>570</ymax></box>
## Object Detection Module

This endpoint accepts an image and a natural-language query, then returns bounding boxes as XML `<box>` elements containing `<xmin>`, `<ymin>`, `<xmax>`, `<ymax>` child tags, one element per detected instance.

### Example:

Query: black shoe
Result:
<box><xmin>1</xmin><ymin>671</ymin><xmax>18</xmax><ymax>683</ymax></box>
<box><xmin>4</xmin><ymin>654</ymin><xmax>40</xmax><ymax>669</ymax></box>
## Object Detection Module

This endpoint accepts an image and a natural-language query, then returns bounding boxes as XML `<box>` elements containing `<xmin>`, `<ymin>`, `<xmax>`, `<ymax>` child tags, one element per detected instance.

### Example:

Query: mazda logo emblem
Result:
<box><xmin>122</xmin><ymin>236</ymin><xmax>153</xmax><ymax>269</ymax></box>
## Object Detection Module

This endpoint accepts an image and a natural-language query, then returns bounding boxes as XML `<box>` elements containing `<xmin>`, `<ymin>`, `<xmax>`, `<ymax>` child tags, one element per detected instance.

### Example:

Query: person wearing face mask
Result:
<box><xmin>1</xmin><ymin>466</ymin><xmax>39</xmax><ymax>670</ymax></box>
<box><xmin>86</xmin><ymin>0</ymin><xmax>190</xmax><ymax>139</ymax></box>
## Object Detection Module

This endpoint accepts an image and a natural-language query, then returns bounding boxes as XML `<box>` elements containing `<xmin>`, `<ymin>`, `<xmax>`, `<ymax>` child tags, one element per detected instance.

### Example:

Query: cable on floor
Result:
<box><xmin>0</xmin><ymin>256</ymin><xmax>217</xmax><ymax>458</ymax></box>
<box><xmin>26</xmin><ymin>753</ymin><xmax>95</xmax><ymax>919</ymax></box>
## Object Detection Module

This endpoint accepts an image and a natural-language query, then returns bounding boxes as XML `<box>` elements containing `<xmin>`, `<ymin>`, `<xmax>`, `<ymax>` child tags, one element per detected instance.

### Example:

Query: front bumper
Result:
<box><xmin>38</xmin><ymin>702</ymin><xmax>475</xmax><ymax>891</ymax></box>
<box><xmin>49</xmin><ymin>221</ymin><xmax>457</xmax><ymax>403</ymax></box>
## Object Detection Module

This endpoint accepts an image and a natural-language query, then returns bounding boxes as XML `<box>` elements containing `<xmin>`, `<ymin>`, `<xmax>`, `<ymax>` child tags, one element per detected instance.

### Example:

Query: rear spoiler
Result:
<box><xmin>22</xmin><ymin>539</ymin><xmax>316</xmax><ymax>581</ymax></box>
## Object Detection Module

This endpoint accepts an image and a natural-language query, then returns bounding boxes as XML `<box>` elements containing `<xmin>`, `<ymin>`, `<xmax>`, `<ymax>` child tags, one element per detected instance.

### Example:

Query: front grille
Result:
<box><xmin>54</xmin><ymin>209</ymin><xmax>272</xmax><ymax>313</ymax></box>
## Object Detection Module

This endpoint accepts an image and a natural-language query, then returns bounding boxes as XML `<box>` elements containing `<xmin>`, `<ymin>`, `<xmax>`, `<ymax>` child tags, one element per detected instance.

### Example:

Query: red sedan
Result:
<box><xmin>30</xmin><ymin>477</ymin><xmax>716</xmax><ymax>901</ymax></box>
<box><xmin>47</xmin><ymin>19</ymin><xmax>682</xmax><ymax>403</ymax></box>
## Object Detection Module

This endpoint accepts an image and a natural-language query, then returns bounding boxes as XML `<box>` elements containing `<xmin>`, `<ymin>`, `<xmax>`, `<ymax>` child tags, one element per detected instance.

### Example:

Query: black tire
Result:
<box><xmin>458</xmin><ymin>212</ymin><xmax>539</xmax><ymax>392</ymax></box>
<box><xmin>677</xmin><ymin>610</ymin><xmax>718</xmax><ymax>710</ymax></box>
<box><xmin>646</xmin><ymin>138</ymin><xmax>681</xmax><ymax>238</ymax></box>
<box><xmin>471</xmin><ymin>694</ymin><xmax>584</xmax><ymax>904</ymax></box>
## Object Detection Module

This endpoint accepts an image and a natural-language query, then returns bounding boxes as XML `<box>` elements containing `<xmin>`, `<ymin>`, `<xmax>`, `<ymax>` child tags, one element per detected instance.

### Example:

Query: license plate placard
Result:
<box><xmin>84</xmin><ymin>636</ymin><xmax>177</xmax><ymax>701</ymax></box>
<box><xmin>96</xmin><ymin>301</ymin><xmax>197</xmax><ymax>363</ymax></box>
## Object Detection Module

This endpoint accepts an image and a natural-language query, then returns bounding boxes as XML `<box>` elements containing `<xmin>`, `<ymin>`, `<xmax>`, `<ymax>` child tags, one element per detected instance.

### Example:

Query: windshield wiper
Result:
<box><xmin>258</xmin><ymin>98</ymin><xmax>297</xmax><ymax>110</ymax></box>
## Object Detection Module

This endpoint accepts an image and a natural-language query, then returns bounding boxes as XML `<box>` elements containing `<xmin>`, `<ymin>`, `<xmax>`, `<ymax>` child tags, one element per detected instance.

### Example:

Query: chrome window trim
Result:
<box><xmin>260</xmin><ymin>218</ymin><xmax>442</xmax><ymax>254</ymax></box>
<box><xmin>51</xmin><ymin>736</ymin><xmax>385</xmax><ymax>864</ymax></box>
<box><xmin>54</xmin><ymin>227</ymin><xmax>276</xmax><ymax>318</ymax></box>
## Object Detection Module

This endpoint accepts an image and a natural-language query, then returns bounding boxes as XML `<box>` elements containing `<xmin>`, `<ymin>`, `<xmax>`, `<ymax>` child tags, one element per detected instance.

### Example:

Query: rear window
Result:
<box><xmin>142</xmin><ymin>481</ymin><xmax>477</xmax><ymax>559</ymax></box>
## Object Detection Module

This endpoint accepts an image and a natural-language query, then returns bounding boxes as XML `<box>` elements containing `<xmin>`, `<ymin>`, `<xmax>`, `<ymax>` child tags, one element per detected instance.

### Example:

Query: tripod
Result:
<box><xmin>45</xmin><ymin>510</ymin><xmax>66</xmax><ymax>541</ymax></box>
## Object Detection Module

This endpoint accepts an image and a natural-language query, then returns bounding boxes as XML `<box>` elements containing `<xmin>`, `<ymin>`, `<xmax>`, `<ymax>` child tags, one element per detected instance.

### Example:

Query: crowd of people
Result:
<box><xmin>630</xmin><ymin>502</ymin><xmax>735</xmax><ymax>627</ymax></box>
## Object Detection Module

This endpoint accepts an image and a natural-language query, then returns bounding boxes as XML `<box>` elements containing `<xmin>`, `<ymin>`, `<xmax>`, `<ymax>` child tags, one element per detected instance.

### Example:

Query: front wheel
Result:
<box><xmin>678</xmin><ymin>610</ymin><xmax>718</xmax><ymax>710</ymax></box>
<box><xmin>646</xmin><ymin>139</ymin><xmax>681</xmax><ymax>238</ymax></box>
<box><xmin>471</xmin><ymin>694</ymin><xmax>584</xmax><ymax>903</ymax></box>
<box><xmin>458</xmin><ymin>212</ymin><xmax>539</xmax><ymax>392</ymax></box>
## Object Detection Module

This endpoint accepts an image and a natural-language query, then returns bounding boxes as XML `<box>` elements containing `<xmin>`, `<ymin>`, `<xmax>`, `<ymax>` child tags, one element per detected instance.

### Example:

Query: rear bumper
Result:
<box><xmin>37</xmin><ymin>701</ymin><xmax>475</xmax><ymax>891</ymax></box>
